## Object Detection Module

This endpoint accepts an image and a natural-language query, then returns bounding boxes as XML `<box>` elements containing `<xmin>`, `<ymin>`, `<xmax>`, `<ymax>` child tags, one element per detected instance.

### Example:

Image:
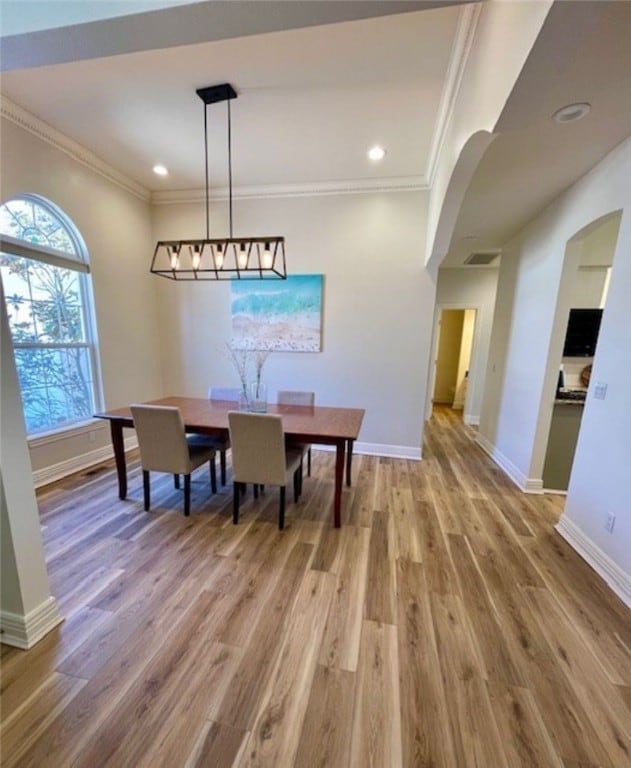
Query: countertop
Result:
<box><xmin>554</xmin><ymin>389</ymin><xmax>586</xmax><ymax>405</ymax></box>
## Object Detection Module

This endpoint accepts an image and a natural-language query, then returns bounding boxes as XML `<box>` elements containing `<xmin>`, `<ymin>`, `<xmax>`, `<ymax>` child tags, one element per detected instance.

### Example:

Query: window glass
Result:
<box><xmin>0</xmin><ymin>197</ymin><xmax>78</xmax><ymax>254</ymax></box>
<box><xmin>1</xmin><ymin>196</ymin><xmax>100</xmax><ymax>435</ymax></box>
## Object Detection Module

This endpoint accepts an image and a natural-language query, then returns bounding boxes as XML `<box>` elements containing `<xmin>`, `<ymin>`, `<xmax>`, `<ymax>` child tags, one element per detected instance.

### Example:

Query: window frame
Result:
<box><xmin>0</xmin><ymin>194</ymin><xmax>103</xmax><ymax>439</ymax></box>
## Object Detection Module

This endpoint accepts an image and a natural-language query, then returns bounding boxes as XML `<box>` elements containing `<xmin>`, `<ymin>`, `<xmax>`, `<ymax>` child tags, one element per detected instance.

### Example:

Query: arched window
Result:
<box><xmin>0</xmin><ymin>195</ymin><xmax>102</xmax><ymax>435</ymax></box>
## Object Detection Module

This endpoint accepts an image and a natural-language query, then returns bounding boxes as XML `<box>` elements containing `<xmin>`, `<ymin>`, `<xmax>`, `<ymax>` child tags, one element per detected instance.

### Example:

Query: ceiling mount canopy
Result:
<box><xmin>151</xmin><ymin>83</ymin><xmax>287</xmax><ymax>281</ymax></box>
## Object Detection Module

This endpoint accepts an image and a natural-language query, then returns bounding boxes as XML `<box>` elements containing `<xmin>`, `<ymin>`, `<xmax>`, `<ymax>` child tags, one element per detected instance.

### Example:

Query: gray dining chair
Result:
<box><xmin>277</xmin><ymin>390</ymin><xmax>315</xmax><ymax>476</ymax></box>
<box><xmin>131</xmin><ymin>404</ymin><xmax>216</xmax><ymax>516</ymax></box>
<box><xmin>208</xmin><ymin>386</ymin><xmax>241</xmax><ymax>402</ymax></box>
<box><xmin>228</xmin><ymin>411</ymin><xmax>303</xmax><ymax>530</ymax></box>
<box><xmin>198</xmin><ymin>386</ymin><xmax>242</xmax><ymax>485</ymax></box>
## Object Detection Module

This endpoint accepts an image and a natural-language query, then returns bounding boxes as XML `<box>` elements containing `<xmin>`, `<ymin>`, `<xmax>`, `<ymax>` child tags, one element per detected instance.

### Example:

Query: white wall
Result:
<box><xmin>151</xmin><ymin>191</ymin><xmax>433</xmax><ymax>457</ymax></box>
<box><xmin>435</xmin><ymin>267</ymin><xmax>498</xmax><ymax>422</ymax></box>
<box><xmin>578</xmin><ymin>213</ymin><xmax>621</xmax><ymax>268</ymax></box>
<box><xmin>479</xmin><ymin>136</ymin><xmax>631</xmax><ymax>600</ymax></box>
<box><xmin>426</xmin><ymin>0</ymin><xmax>552</xmax><ymax>268</ymax></box>
<box><xmin>571</xmin><ymin>267</ymin><xmax>609</xmax><ymax>308</ymax></box>
<box><xmin>571</xmin><ymin>214</ymin><xmax>620</xmax><ymax>309</ymax></box>
<box><xmin>1</xmin><ymin>110</ymin><xmax>436</xmax><ymax>467</ymax></box>
<box><xmin>484</xmin><ymin>228</ymin><xmax>566</xmax><ymax>484</ymax></box>
<box><xmin>0</xmin><ymin>116</ymin><xmax>163</xmax><ymax>476</ymax></box>
<box><xmin>1</xmin><ymin>281</ymin><xmax>62</xmax><ymax>646</ymax></box>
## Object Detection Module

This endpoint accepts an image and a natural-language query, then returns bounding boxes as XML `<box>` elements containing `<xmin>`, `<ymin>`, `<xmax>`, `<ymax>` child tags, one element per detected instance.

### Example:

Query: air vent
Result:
<box><xmin>464</xmin><ymin>251</ymin><xmax>500</xmax><ymax>266</ymax></box>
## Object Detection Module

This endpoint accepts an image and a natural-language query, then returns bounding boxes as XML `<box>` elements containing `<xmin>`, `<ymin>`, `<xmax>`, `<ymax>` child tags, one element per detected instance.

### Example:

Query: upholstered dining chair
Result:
<box><xmin>228</xmin><ymin>411</ymin><xmax>303</xmax><ymax>530</ymax></box>
<box><xmin>277</xmin><ymin>390</ymin><xmax>315</xmax><ymax>476</ymax></box>
<box><xmin>199</xmin><ymin>386</ymin><xmax>242</xmax><ymax>486</ymax></box>
<box><xmin>131</xmin><ymin>404</ymin><xmax>216</xmax><ymax>516</ymax></box>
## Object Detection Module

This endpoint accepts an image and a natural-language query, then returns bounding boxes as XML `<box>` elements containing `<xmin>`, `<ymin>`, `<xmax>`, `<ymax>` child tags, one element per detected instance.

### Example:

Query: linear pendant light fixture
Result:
<box><xmin>151</xmin><ymin>83</ymin><xmax>287</xmax><ymax>280</ymax></box>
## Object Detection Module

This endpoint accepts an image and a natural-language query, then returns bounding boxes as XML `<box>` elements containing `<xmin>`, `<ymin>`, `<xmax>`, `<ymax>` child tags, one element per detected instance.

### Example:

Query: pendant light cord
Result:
<box><xmin>228</xmin><ymin>98</ymin><xmax>233</xmax><ymax>238</ymax></box>
<box><xmin>204</xmin><ymin>102</ymin><xmax>210</xmax><ymax>240</ymax></box>
<box><xmin>203</xmin><ymin>90</ymin><xmax>233</xmax><ymax>240</ymax></box>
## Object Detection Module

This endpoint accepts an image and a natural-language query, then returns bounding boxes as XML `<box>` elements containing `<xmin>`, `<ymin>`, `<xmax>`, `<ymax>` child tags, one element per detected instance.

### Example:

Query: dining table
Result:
<box><xmin>95</xmin><ymin>396</ymin><xmax>365</xmax><ymax>527</ymax></box>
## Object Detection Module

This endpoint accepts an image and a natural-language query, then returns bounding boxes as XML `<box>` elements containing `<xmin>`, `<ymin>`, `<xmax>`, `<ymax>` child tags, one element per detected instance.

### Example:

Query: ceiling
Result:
<box><xmin>0</xmin><ymin>2</ymin><xmax>464</xmax><ymax>192</ymax></box>
<box><xmin>1</xmin><ymin>1</ymin><xmax>631</xmax><ymax>266</ymax></box>
<box><xmin>0</xmin><ymin>1</ymin><xmax>194</xmax><ymax>36</ymax></box>
<box><xmin>445</xmin><ymin>0</ymin><xmax>631</xmax><ymax>266</ymax></box>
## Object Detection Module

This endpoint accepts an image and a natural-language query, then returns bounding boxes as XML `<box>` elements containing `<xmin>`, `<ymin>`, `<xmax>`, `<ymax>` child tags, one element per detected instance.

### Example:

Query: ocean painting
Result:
<box><xmin>231</xmin><ymin>274</ymin><xmax>323</xmax><ymax>351</ymax></box>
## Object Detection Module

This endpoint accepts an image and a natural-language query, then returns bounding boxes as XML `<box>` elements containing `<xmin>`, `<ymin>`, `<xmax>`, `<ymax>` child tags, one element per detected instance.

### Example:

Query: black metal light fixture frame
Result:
<box><xmin>151</xmin><ymin>83</ymin><xmax>287</xmax><ymax>281</ymax></box>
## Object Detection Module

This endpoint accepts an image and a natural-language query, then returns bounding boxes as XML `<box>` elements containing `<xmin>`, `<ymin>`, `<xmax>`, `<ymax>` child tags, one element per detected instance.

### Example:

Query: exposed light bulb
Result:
<box><xmin>214</xmin><ymin>244</ymin><xmax>224</xmax><ymax>269</ymax></box>
<box><xmin>238</xmin><ymin>244</ymin><xmax>248</xmax><ymax>268</ymax></box>
<box><xmin>191</xmin><ymin>245</ymin><xmax>201</xmax><ymax>270</ymax></box>
<box><xmin>169</xmin><ymin>245</ymin><xmax>180</xmax><ymax>269</ymax></box>
<box><xmin>262</xmin><ymin>244</ymin><xmax>273</xmax><ymax>269</ymax></box>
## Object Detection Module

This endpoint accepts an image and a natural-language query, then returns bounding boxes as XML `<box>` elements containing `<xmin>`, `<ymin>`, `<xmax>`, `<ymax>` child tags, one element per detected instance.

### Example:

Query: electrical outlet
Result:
<box><xmin>605</xmin><ymin>513</ymin><xmax>616</xmax><ymax>534</ymax></box>
<box><xmin>594</xmin><ymin>382</ymin><xmax>608</xmax><ymax>400</ymax></box>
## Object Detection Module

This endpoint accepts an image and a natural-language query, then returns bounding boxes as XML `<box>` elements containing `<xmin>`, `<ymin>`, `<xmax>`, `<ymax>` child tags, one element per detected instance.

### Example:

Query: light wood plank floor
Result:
<box><xmin>1</xmin><ymin>407</ymin><xmax>630</xmax><ymax>767</ymax></box>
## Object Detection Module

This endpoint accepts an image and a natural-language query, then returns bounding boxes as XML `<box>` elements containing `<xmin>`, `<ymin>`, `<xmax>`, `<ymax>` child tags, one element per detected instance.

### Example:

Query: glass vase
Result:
<box><xmin>249</xmin><ymin>381</ymin><xmax>267</xmax><ymax>412</ymax></box>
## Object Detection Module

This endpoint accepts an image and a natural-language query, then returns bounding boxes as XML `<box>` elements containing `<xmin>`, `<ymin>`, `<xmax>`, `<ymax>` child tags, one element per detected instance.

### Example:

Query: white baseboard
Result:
<box><xmin>463</xmin><ymin>413</ymin><xmax>479</xmax><ymax>426</ymax></box>
<box><xmin>0</xmin><ymin>596</ymin><xmax>63</xmax><ymax>649</ymax></box>
<box><xmin>32</xmin><ymin>436</ymin><xmax>417</xmax><ymax>489</ymax></box>
<box><xmin>475</xmin><ymin>433</ymin><xmax>543</xmax><ymax>493</ymax></box>
<box><xmin>556</xmin><ymin>515</ymin><xmax>631</xmax><ymax>608</ymax></box>
<box><xmin>32</xmin><ymin>435</ymin><xmax>415</xmax><ymax>489</ymax></box>
<box><xmin>314</xmin><ymin>442</ymin><xmax>421</xmax><ymax>461</ymax></box>
<box><xmin>543</xmin><ymin>487</ymin><xmax>568</xmax><ymax>496</ymax></box>
<box><xmin>32</xmin><ymin>436</ymin><xmax>138</xmax><ymax>488</ymax></box>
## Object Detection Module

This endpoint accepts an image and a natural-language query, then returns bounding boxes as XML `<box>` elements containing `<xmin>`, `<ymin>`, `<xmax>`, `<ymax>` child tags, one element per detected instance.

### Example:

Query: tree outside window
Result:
<box><xmin>0</xmin><ymin>195</ymin><xmax>101</xmax><ymax>435</ymax></box>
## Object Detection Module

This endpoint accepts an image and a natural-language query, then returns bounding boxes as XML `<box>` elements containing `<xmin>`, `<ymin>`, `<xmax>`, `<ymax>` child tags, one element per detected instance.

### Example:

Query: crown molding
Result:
<box><xmin>1</xmin><ymin>95</ymin><xmax>426</xmax><ymax>207</ymax></box>
<box><xmin>426</xmin><ymin>2</ymin><xmax>482</xmax><ymax>187</ymax></box>
<box><xmin>1</xmin><ymin>95</ymin><xmax>150</xmax><ymax>202</ymax></box>
<box><xmin>151</xmin><ymin>175</ymin><xmax>427</xmax><ymax>205</ymax></box>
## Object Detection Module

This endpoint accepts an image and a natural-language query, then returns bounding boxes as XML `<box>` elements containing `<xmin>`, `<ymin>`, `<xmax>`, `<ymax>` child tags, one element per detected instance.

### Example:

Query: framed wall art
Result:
<box><xmin>231</xmin><ymin>274</ymin><xmax>323</xmax><ymax>352</ymax></box>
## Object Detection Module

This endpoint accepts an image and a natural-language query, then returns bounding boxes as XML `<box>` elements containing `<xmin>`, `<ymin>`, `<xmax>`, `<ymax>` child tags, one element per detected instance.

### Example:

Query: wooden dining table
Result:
<box><xmin>95</xmin><ymin>396</ymin><xmax>365</xmax><ymax>527</ymax></box>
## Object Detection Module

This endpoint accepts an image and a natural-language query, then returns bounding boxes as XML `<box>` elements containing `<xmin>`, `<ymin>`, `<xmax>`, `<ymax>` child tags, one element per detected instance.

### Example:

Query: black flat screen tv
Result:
<box><xmin>563</xmin><ymin>308</ymin><xmax>602</xmax><ymax>357</ymax></box>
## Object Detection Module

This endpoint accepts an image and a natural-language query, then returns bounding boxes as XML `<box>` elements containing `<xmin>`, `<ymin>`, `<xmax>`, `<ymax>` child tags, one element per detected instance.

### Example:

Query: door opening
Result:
<box><xmin>430</xmin><ymin>308</ymin><xmax>476</xmax><ymax>421</ymax></box>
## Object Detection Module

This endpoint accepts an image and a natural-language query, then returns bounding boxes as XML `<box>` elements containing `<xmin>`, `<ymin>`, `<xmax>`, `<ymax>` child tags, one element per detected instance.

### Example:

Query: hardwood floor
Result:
<box><xmin>1</xmin><ymin>407</ymin><xmax>630</xmax><ymax>767</ymax></box>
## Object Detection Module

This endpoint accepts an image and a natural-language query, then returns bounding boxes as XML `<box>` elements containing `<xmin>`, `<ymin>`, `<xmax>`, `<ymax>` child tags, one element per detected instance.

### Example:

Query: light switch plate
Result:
<box><xmin>594</xmin><ymin>382</ymin><xmax>607</xmax><ymax>400</ymax></box>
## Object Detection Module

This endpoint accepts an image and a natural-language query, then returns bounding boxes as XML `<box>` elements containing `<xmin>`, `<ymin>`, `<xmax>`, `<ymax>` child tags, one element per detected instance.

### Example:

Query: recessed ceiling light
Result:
<box><xmin>552</xmin><ymin>102</ymin><xmax>591</xmax><ymax>124</ymax></box>
<box><xmin>368</xmin><ymin>145</ymin><xmax>386</xmax><ymax>161</ymax></box>
<box><xmin>153</xmin><ymin>164</ymin><xmax>169</xmax><ymax>176</ymax></box>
